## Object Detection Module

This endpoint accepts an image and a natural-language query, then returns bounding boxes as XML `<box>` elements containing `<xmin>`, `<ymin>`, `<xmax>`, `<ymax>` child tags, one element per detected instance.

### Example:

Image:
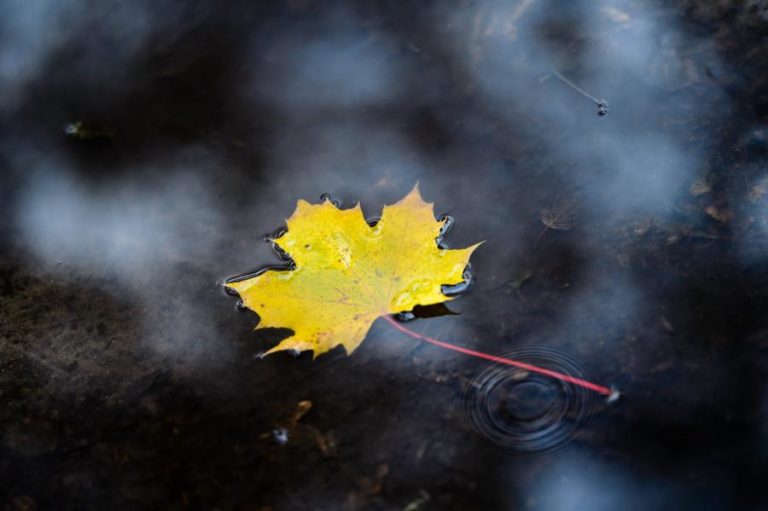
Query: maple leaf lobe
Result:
<box><xmin>227</xmin><ymin>185</ymin><xmax>480</xmax><ymax>357</ymax></box>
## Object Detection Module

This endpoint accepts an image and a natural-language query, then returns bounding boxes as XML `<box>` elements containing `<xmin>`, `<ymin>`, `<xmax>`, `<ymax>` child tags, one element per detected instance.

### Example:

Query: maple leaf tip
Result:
<box><xmin>397</xmin><ymin>182</ymin><xmax>431</xmax><ymax>208</ymax></box>
<box><xmin>263</xmin><ymin>345</ymin><xmax>281</xmax><ymax>356</ymax></box>
<box><xmin>291</xmin><ymin>199</ymin><xmax>312</xmax><ymax>216</ymax></box>
<box><xmin>455</xmin><ymin>241</ymin><xmax>484</xmax><ymax>259</ymax></box>
<box><xmin>264</xmin><ymin>339</ymin><xmax>300</xmax><ymax>356</ymax></box>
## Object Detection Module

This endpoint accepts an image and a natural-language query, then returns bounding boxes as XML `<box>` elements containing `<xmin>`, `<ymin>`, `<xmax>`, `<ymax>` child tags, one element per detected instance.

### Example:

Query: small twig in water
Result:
<box><xmin>550</xmin><ymin>68</ymin><xmax>610</xmax><ymax>116</ymax></box>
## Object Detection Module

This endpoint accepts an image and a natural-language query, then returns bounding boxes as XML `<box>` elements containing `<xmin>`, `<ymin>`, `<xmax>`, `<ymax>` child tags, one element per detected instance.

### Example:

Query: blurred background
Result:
<box><xmin>1</xmin><ymin>0</ymin><xmax>768</xmax><ymax>509</ymax></box>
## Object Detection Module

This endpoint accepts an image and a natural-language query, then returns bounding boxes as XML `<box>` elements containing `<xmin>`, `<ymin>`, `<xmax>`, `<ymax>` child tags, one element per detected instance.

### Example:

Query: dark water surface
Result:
<box><xmin>2</xmin><ymin>1</ymin><xmax>768</xmax><ymax>509</ymax></box>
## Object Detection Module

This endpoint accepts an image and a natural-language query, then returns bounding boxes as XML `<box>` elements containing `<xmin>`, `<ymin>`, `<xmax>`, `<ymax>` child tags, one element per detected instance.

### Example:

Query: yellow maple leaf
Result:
<box><xmin>227</xmin><ymin>185</ymin><xmax>480</xmax><ymax>357</ymax></box>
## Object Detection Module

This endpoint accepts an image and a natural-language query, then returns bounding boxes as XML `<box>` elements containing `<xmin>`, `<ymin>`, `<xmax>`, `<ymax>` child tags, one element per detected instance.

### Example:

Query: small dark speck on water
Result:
<box><xmin>395</xmin><ymin>311</ymin><xmax>416</xmax><ymax>322</ymax></box>
<box><xmin>596</xmin><ymin>100</ymin><xmax>610</xmax><ymax>117</ymax></box>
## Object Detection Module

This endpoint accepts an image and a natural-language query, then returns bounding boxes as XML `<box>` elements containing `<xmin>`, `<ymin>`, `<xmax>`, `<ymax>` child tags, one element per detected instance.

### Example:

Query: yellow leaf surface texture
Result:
<box><xmin>227</xmin><ymin>185</ymin><xmax>480</xmax><ymax>357</ymax></box>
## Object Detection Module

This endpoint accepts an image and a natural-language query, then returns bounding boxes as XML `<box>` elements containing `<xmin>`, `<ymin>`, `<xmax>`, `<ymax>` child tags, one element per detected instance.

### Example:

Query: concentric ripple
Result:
<box><xmin>461</xmin><ymin>346</ymin><xmax>598</xmax><ymax>456</ymax></box>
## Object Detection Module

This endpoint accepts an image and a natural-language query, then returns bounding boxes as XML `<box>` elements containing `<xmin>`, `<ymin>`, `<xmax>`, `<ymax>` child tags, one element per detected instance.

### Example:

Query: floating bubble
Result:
<box><xmin>394</xmin><ymin>311</ymin><xmax>416</xmax><ymax>322</ymax></box>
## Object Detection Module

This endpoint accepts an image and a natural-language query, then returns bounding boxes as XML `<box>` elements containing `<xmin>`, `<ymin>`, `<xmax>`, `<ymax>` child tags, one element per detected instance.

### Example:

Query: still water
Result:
<box><xmin>1</xmin><ymin>0</ymin><xmax>767</xmax><ymax>509</ymax></box>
